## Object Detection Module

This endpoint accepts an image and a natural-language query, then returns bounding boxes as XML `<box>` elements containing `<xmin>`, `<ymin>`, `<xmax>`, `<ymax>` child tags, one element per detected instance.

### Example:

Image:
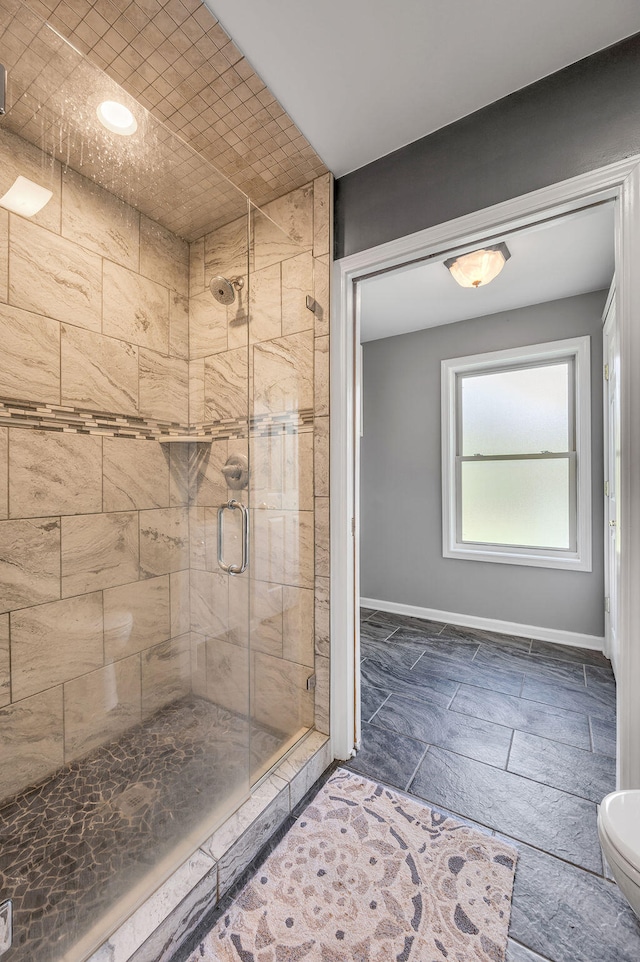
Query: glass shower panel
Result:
<box><xmin>0</xmin><ymin>1</ymin><xmax>252</xmax><ymax>958</ymax></box>
<box><xmin>193</xmin><ymin>202</ymin><xmax>253</xmax><ymax>788</ymax></box>
<box><xmin>248</xmin><ymin>203</ymin><xmax>316</xmax><ymax>782</ymax></box>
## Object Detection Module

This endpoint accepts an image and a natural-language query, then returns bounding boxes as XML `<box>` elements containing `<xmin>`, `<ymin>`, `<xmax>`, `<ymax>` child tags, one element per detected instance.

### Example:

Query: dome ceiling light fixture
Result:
<box><xmin>444</xmin><ymin>242</ymin><xmax>511</xmax><ymax>289</ymax></box>
<box><xmin>96</xmin><ymin>100</ymin><xmax>138</xmax><ymax>136</ymax></box>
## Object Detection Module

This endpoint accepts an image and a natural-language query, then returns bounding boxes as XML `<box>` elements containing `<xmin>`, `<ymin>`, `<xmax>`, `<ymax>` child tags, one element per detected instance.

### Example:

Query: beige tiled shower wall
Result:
<box><xmin>188</xmin><ymin>173</ymin><xmax>331</xmax><ymax>746</ymax></box>
<box><xmin>0</xmin><ymin>128</ymin><xmax>192</xmax><ymax>802</ymax></box>
<box><xmin>0</xmin><ymin>129</ymin><xmax>331</xmax><ymax>803</ymax></box>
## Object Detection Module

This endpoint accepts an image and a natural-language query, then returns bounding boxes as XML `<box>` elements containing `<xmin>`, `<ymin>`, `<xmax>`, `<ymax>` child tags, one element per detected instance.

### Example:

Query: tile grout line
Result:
<box><xmin>366</xmin><ymin>692</ymin><xmax>391</xmax><ymax>725</ymax></box>
<box><xmin>446</xmin><ymin>682</ymin><xmax>461</xmax><ymax>710</ymax></box>
<box><xmin>409</xmin><ymin>649</ymin><xmax>426</xmax><ymax>670</ymax></box>
<box><xmin>588</xmin><ymin>715</ymin><xmax>595</xmax><ymax>753</ymax></box>
<box><xmin>404</xmin><ymin>745</ymin><xmax>429</xmax><ymax>793</ymax></box>
<box><xmin>410</xmin><ymin>650</ymin><xmax>425</xmax><ymax>672</ymax></box>
<box><xmin>507</xmin><ymin>937</ymin><xmax>556</xmax><ymax>962</ymax></box>
<box><xmin>505</xmin><ymin>728</ymin><xmax>516</xmax><ymax>772</ymax></box>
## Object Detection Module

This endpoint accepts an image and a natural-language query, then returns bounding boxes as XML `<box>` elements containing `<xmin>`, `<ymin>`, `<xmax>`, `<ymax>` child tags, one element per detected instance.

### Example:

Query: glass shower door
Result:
<box><xmin>193</xmin><ymin>200</ymin><xmax>253</xmax><ymax>804</ymax></box>
<box><xmin>247</xmin><ymin>201</ymin><xmax>316</xmax><ymax>781</ymax></box>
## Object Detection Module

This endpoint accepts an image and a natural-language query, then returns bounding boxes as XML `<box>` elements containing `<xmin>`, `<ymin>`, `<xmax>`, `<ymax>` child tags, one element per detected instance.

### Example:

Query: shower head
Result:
<box><xmin>210</xmin><ymin>275</ymin><xmax>244</xmax><ymax>305</ymax></box>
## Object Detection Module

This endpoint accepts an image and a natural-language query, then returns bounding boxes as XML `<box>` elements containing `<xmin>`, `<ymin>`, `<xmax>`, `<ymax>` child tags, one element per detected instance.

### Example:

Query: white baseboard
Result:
<box><xmin>360</xmin><ymin>597</ymin><xmax>605</xmax><ymax>652</ymax></box>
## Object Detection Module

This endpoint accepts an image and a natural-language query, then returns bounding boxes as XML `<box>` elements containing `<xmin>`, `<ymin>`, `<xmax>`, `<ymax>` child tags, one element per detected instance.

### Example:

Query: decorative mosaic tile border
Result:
<box><xmin>0</xmin><ymin>397</ymin><xmax>186</xmax><ymax>440</ymax></box>
<box><xmin>194</xmin><ymin>409</ymin><xmax>315</xmax><ymax>441</ymax></box>
<box><xmin>0</xmin><ymin>397</ymin><xmax>314</xmax><ymax>441</ymax></box>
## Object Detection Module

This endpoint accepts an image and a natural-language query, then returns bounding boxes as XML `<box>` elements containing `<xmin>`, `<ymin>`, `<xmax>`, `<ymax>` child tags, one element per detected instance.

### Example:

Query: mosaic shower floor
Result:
<box><xmin>0</xmin><ymin>696</ymin><xmax>285</xmax><ymax>962</ymax></box>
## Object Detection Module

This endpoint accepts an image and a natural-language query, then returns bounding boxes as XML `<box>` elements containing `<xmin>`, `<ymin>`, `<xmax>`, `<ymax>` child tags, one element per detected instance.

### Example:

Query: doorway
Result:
<box><xmin>330</xmin><ymin>155</ymin><xmax>640</xmax><ymax>791</ymax></box>
<box><xmin>358</xmin><ymin>205</ymin><xmax>611</xmax><ymax>634</ymax></box>
<box><xmin>346</xmin><ymin>203</ymin><xmax>620</xmax><ymax>958</ymax></box>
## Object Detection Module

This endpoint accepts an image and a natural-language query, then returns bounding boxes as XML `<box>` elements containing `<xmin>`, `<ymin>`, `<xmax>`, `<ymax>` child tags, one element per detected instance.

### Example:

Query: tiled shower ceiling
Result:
<box><xmin>0</xmin><ymin>0</ymin><xmax>327</xmax><ymax>238</ymax></box>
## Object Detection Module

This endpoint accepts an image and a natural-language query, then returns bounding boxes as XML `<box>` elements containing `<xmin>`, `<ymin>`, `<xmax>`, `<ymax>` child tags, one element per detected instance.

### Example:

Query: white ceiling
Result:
<box><xmin>359</xmin><ymin>204</ymin><xmax>615</xmax><ymax>342</ymax></box>
<box><xmin>204</xmin><ymin>0</ymin><xmax>640</xmax><ymax>176</ymax></box>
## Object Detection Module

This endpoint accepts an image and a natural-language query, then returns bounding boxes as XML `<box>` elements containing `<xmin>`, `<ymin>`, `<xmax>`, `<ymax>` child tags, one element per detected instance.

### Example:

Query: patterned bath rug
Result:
<box><xmin>188</xmin><ymin>767</ymin><xmax>518</xmax><ymax>962</ymax></box>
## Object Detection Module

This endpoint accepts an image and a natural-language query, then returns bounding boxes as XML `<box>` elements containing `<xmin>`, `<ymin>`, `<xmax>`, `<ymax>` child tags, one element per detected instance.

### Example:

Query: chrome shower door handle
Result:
<box><xmin>217</xmin><ymin>500</ymin><xmax>249</xmax><ymax>575</ymax></box>
<box><xmin>237</xmin><ymin>500</ymin><xmax>249</xmax><ymax>574</ymax></box>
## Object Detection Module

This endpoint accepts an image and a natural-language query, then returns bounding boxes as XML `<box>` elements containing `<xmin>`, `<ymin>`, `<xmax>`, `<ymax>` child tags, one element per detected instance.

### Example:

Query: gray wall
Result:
<box><xmin>360</xmin><ymin>290</ymin><xmax>607</xmax><ymax>637</ymax></box>
<box><xmin>335</xmin><ymin>34</ymin><xmax>640</xmax><ymax>259</ymax></box>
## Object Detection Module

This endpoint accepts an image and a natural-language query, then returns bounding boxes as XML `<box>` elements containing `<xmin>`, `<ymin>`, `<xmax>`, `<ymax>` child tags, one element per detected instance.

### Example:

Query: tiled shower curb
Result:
<box><xmin>87</xmin><ymin>732</ymin><xmax>332</xmax><ymax>962</ymax></box>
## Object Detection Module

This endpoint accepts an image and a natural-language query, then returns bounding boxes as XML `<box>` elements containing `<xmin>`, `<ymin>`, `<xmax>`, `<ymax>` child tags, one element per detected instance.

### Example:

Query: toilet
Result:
<box><xmin>598</xmin><ymin>790</ymin><xmax>640</xmax><ymax>918</ymax></box>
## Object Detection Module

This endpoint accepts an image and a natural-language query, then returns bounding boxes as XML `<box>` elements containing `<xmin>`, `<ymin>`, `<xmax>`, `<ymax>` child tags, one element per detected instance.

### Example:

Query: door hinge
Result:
<box><xmin>604</xmin><ymin>363</ymin><xmax>609</xmax><ymax>381</ymax></box>
<box><xmin>351</xmin><ymin>517</ymin><xmax>355</xmax><ymax>537</ymax></box>
<box><xmin>605</xmin><ymin>596</ymin><xmax>610</xmax><ymax>614</ymax></box>
<box><xmin>306</xmin><ymin>673</ymin><xmax>317</xmax><ymax>691</ymax></box>
<box><xmin>604</xmin><ymin>480</ymin><xmax>609</xmax><ymax>497</ymax></box>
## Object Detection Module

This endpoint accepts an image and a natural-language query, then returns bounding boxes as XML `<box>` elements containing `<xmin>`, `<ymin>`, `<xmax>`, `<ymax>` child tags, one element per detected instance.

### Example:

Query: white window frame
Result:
<box><xmin>441</xmin><ymin>336</ymin><xmax>592</xmax><ymax>571</ymax></box>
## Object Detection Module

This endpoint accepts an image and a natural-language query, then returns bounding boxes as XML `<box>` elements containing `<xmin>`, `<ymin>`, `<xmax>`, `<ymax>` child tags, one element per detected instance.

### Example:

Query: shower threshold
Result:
<box><xmin>0</xmin><ymin>695</ymin><xmax>294</xmax><ymax>962</ymax></box>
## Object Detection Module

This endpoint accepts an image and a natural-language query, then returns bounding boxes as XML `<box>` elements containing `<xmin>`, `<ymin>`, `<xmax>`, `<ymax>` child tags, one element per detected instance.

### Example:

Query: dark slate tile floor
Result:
<box><xmin>507</xmin><ymin>730</ymin><xmax>616</xmax><ymax>803</ymax></box>
<box><xmin>348</xmin><ymin>609</ymin><xmax>640</xmax><ymax>962</ymax></box>
<box><xmin>450</xmin><ymin>683</ymin><xmax>592</xmax><ymax>749</ymax></box>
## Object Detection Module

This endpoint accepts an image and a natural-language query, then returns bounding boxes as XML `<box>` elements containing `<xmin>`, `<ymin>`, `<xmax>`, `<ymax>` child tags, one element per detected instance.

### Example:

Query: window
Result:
<box><xmin>441</xmin><ymin>336</ymin><xmax>592</xmax><ymax>570</ymax></box>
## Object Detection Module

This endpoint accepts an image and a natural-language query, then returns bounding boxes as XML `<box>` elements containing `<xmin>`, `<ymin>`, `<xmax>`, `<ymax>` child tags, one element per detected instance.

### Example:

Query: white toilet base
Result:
<box><xmin>598</xmin><ymin>818</ymin><xmax>640</xmax><ymax>920</ymax></box>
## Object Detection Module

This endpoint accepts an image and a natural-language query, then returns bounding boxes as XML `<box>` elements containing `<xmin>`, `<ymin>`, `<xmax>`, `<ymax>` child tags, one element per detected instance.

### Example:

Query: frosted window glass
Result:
<box><xmin>461</xmin><ymin>459</ymin><xmax>571</xmax><ymax>549</ymax></box>
<box><xmin>461</xmin><ymin>363</ymin><xmax>570</xmax><ymax>456</ymax></box>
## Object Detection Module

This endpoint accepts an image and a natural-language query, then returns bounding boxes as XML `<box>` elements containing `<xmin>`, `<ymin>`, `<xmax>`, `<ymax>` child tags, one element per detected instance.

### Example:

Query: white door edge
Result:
<box><xmin>603</xmin><ymin>284</ymin><xmax>618</xmax><ymax>673</ymax></box>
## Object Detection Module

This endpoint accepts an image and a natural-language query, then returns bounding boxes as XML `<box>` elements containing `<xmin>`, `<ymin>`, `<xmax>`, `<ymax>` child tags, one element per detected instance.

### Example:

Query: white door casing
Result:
<box><xmin>331</xmin><ymin>155</ymin><xmax>640</xmax><ymax>789</ymax></box>
<box><xmin>603</xmin><ymin>285</ymin><xmax>620</xmax><ymax>676</ymax></box>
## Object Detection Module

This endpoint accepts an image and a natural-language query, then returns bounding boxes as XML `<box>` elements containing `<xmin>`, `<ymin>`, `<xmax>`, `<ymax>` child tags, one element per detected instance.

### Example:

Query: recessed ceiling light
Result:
<box><xmin>96</xmin><ymin>100</ymin><xmax>138</xmax><ymax>136</ymax></box>
<box><xmin>0</xmin><ymin>176</ymin><xmax>53</xmax><ymax>216</ymax></box>
<box><xmin>444</xmin><ymin>242</ymin><xmax>511</xmax><ymax>289</ymax></box>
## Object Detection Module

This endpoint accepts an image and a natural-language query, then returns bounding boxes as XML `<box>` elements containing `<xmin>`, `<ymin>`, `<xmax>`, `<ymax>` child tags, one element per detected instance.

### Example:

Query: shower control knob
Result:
<box><xmin>222</xmin><ymin>454</ymin><xmax>249</xmax><ymax>490</ymax></box>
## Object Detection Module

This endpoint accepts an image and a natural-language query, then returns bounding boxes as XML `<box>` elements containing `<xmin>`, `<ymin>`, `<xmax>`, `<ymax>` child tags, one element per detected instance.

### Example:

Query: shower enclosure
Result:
<box><xmin>0</xmin><ymin>1</ymin><xmax>326</xmax><ymax>958</ymax></box>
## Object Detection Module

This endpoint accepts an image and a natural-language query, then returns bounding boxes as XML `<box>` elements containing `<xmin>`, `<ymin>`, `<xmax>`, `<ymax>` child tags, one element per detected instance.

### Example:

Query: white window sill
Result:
<box><xmin>443</xmin><ymin>543</ymin><xmax>592</xmax><ymax>572</ymax></box>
